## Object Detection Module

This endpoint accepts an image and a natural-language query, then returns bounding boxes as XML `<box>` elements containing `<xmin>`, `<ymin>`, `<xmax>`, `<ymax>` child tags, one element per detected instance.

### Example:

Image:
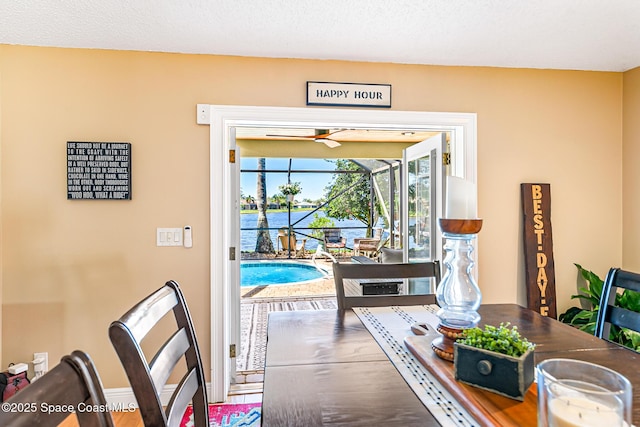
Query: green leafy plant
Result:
<box><xmin>279</xmin><ymin>182</ymin><xmax>302</xmax><ymax>196</ymax></box>
<box><xmin>457</xmin><ymin>322</ymin><xmax>535</xmax><ymax>358</ymax></box>
<box><xmin>559</xmin><ymin>263</ymin><xmax>640</xmax><ymax>351</ymax></box>
<box><xmin>308</xmin><ymin>213</ymin><xmax>335</xmax><ymax>240</ymax></box>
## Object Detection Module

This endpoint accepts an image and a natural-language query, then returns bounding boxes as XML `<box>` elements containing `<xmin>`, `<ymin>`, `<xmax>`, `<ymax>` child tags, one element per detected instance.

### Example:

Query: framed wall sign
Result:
<box><xmin>307</xmin><ymin>81</ymin><xmax>391</xmax><ymax>108</ymax></box>
<box><xmin>67</xmin><ymin>141</ymin><xmax>132</xmax><ymax>200</ymax></box>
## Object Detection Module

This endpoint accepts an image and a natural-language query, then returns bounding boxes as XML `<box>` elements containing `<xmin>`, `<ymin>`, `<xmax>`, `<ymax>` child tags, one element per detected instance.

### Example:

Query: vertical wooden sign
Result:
<box><xmin>521</xmin><ymin>183</ymin><xmax>557</xmax><ymax>318</ymax></box>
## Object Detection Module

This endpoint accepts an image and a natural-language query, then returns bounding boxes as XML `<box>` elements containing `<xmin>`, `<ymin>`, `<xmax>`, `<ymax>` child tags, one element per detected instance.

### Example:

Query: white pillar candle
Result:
<box><xmin>548</xmin><ymin>396</ymin><xmax>623</xmax><ymax>427</ymax></box>
<box><xmin>445</xmin><ymin>176</ymin><xmax>477</xmax><ymax>219</ymax></box>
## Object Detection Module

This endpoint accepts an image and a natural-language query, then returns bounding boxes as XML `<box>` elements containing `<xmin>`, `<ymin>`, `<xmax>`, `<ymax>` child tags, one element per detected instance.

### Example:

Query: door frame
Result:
<box><xmin>208</xmin><ymin>105</ymin><xmax>477</xmax><ymax>402</ymax></box>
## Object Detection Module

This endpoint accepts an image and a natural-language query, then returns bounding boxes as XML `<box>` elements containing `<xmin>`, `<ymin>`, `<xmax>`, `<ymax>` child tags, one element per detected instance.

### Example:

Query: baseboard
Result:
<box><xmin>105</xmin><ymin>383</ymin><xmax>213</xmax><ymax>407</ymax></box>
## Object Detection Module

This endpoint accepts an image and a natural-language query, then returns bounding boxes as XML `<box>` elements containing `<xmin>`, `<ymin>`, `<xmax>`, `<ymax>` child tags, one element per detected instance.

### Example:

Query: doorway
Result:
<box><xmin>208</xmin><ymin>105</ymin><xmax>477</xmax><ymax>402</ymax></box>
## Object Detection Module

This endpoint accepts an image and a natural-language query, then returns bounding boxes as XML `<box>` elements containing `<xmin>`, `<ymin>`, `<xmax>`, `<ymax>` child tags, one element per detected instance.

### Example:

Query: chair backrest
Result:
<box><xmin>379</xmin><ymin>247</ymin><xmax>403</xmax><ymax>263</ymax></box>
<box><xmin>332</xmin><ymin>261</ymin><xmax>441</xmax><ymax>310</ymax></box>
<box><xmin>0</xmin><ymin>350</ymin><xmax>114</xmax><ymax>427</ymax></box>
<box><xmin>109</xmin><ymin>280</ymin><xmax>209</xmax><ymax>427</ymax></box>
<box><xmin>278</xmin><ymin>232</ymin><xmax>296</xmax><ymax>251</ymax></box>
<box><xmin>323</xmin><ymin>228</ymin><xmax>343</xmax><ymax>244</ymax></box>
<box><xmin>595</xmin><ymin>267</ymin><xmax>640</xmax><ymax>345</ymax></box>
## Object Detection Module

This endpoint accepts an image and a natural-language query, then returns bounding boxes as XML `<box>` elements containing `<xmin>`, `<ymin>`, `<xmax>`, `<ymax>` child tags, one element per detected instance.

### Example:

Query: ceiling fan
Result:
<box><xmin>266</xmin><ymin>129</ymin><xmax>343</xmax><ymax>148</ymax></box>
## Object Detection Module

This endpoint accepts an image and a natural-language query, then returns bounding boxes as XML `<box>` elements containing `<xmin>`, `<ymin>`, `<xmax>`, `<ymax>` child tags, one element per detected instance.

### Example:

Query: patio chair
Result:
<box><xmin>353</xmin><ymin>237</ymin><xmax>380</xmax><ymax>257</ymax></box>
<box><xmin>278</xmin><ymin>228</ymin><xmax>306</xmax><ymax>257</ymax></box>
<box><xmin>323</xmin><ymin>228</ymin><xmax>346</xmax><ymax>255</ymax></box>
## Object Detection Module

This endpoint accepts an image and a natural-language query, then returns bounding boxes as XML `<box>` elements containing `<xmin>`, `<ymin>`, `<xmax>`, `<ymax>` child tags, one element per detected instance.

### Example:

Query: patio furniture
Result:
<box><xmin>323</xmin><ymin>228</ymin><xmax>346</xmax><ymax>255</ymax></box>
<box><xmin>332</xmin><ymin>261</ymin><xmax>441</xmax><ymax>310</ymax></box>
<box><xmin>277</xmin><ymin>228</ymin><xmax>306</xmax><ymax>258</ymax></box>
<box><xmin>109</xmin><ymin>280</ymin><xmax>209</xmax><ymax>427</ymax></box>
<box><xmin>353</xmin><ymin>237</ymin><xmax>381</xmax><ymax>257</ymax></box>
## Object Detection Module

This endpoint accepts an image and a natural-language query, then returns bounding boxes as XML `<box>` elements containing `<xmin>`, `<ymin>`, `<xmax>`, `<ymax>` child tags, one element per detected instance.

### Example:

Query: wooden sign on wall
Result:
<box><xmin>521</xmin><ymin>183</ymin><xmax>557</xmax><ymax>318</ymax></box>
<box><xmin>67</xmin><ymin>142</ymin><xmax>132</xmax><ymax>200</ymax></box>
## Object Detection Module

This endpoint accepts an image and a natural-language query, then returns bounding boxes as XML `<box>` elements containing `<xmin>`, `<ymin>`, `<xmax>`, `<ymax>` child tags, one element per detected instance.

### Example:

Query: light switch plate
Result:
<box><xmin>196</xmin><ymin>104</ymin><xmax>210</xmax><ymax>125</ymax></box>
<box><xmin>157</xmin><ymin>228</ymin><xmax>183</xmax><ymax>246</ymax></box>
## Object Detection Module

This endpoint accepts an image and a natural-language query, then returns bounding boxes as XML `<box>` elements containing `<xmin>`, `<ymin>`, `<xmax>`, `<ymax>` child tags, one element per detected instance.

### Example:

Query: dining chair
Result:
<box><xmin>332</xmin><ymin>261</ymin><xmax>441</xmax><ymax>310</ymax></box>
<box><xmin>595</xmin><ymin>267</ymin><xmax>640</xmax><ymax>345</ymax></box>
<box><xmin>109</xmin><ymin>280</ymin><xmax>209</xmax><ymax>427</ymax></box>
<box><xmin>0</xmin><ymin>350</ymin><xmax>114</xmax><ymax>427</ymax></box>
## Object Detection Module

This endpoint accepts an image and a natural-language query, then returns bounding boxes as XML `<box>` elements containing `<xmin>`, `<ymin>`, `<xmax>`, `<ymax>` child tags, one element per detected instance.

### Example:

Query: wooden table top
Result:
<box><xmin>261</xmin><ymin>309</ymin><xmax>440</xmax><ymax>426</ymax></box>
<box><xmin>407</xmin><ymin>304</ymin><xmax>640</xmax><ymax>426</ymax></box>
<box><xmin>261</xmin><ymin>304</ymin><xmax>640</xmax><ymax>426</ymax></box>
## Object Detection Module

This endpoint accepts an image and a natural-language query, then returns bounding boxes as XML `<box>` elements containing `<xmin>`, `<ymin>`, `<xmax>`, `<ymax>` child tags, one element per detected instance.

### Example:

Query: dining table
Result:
<box><xmin>261</xmin><ymin>303</ymin><xmax>640</xmax><ymax>426</ymax></box>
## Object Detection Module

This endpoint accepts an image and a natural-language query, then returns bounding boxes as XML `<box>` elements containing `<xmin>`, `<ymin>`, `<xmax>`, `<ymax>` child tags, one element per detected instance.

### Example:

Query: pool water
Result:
<box><xmin>241</xmin><ymin>262</ymin><xmax>327</xmax><ymax>287</ymax></box>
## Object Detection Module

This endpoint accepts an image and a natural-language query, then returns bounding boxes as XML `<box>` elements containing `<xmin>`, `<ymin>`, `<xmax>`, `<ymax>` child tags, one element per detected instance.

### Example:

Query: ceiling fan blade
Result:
<box><xmin>266</xmin><ymin>134</ymin><xmax>317</xmax><ymax>139</ymax></box>
<box><xmin>316</xmin><ymin>138</ymin><xmax>341</xmax><ymax>148</ymax></box>
<box><xmin>266</xmin><ymin>129</ymin><xmax>343</xmax><ymax>147</ymax></box>
<box><xmin>266</xmin><ymin>129</ymin><xmax>343</xmax><ymax>139</ymax></box>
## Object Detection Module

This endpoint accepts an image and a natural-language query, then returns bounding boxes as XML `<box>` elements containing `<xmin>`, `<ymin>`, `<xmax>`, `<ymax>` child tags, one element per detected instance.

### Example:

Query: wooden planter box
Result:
<box><xmin>453</xmin><ymin>342</ymin><xmax>535</xmax><ymax>401</ymax></box>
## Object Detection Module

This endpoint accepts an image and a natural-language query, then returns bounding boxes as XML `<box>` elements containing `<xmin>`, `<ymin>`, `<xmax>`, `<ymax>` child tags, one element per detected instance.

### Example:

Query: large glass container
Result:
<box><xmin>436</xmin><ymin>220</ymin><xmax>482</xmax><ymax>329</ymax></box>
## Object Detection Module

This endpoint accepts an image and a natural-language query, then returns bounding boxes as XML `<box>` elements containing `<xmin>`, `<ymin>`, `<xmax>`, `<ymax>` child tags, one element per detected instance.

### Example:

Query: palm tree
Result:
<box><xmin>255</xmin><ymin>158</ymin><xmax>275</xmax><ymax>253</ymax></box>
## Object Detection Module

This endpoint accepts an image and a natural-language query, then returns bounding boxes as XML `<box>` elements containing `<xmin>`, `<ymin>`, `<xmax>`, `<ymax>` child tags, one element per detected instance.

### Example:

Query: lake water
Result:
<box><xmin>241</xmin><ymin>211</ymin><xmax>379</xmax><ymax>252</ymax></box>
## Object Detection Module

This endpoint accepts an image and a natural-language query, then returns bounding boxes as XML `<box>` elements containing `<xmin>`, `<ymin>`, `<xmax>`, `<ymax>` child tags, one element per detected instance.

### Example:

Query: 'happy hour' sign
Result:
<box><xmin>307</xmin><ymin>81</ymin><xmax>391</xmax><ymax>108</ymax></box>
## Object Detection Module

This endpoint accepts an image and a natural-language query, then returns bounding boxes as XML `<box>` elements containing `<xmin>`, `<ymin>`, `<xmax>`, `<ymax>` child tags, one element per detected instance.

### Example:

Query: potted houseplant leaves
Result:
<box><xmin>454</xmin><ymin>323</ymin><xmax>535</xmax><ymax>401</ymax></box>
<box><xmin>559</xmin><ymin>263</ymin><xmax>640</xmax><ymax>351</ymax></box>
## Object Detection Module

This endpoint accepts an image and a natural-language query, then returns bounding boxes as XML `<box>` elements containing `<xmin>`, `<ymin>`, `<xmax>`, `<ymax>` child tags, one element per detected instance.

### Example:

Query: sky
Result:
<box><xmin>240</xmin><ymin>158</ymin><xmax>337</xmax><ymax>201</ymax></box>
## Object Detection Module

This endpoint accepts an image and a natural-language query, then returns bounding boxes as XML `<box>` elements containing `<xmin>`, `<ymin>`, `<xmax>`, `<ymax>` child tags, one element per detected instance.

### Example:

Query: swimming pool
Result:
<box><xmin>241</xmin><ymin>262</ymin><xmax>328</xmax><ymax>287</ymax></box>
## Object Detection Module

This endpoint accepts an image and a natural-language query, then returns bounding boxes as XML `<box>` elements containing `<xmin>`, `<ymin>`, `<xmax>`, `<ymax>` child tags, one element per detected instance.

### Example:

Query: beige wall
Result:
<box><xmin>0</xmin><ymin>45</ymin><xmax>624</xmax><ymax>388</ymax></box>
<box><xmin>623</xmin><ymin>67</ymin><xmax>640</xmax><ymax>271</ymax></box>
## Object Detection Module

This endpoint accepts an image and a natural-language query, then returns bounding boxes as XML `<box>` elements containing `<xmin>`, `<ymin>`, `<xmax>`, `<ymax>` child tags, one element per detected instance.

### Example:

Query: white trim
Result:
<box><xmin>103</xmin><ymin>383</ymin><xmax>213</xmax><ymax>408</ymax></box>
<box><xmin>209</xmin><ymin>105</ymin><xmax>478</xmax><ymax>403</ymax></box>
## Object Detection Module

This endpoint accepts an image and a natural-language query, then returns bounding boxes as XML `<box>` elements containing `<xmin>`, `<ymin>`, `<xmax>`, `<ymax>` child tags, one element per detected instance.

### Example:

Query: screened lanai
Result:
<box><xmin>239</xmin><ymin>157</ymin><xmax>403</xmax><ymax>260</ymax></box>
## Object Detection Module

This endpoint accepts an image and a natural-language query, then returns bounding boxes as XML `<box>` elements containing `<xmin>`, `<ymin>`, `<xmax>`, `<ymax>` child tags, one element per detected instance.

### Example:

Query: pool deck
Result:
<box><xmin>240</xmin><ymin>254</ymin><xmax>347</xmax><ymax>299</ymax></box>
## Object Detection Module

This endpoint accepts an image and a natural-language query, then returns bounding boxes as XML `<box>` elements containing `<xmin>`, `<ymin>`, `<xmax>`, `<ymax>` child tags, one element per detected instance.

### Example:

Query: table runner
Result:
<box><xmin>353</xmin><ymin>305</ymin><xmax>478</xmax><ymax>427</ymax></box>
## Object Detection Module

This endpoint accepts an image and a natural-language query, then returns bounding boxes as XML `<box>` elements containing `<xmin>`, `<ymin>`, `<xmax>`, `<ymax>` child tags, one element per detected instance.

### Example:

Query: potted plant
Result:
<box><xmin>279</xmin><ymin>182</ymin><xmax>302</xmax><ymax>202</ymax></box>
<box><xmin>559</xmin><ymin>263</ymin><xmax>640</xmax><ymax>351</ymax></box>
<box><xmin>454</xmin><ymin>322</ymin><xmax>535</xmax><ymax>401</ymax></box>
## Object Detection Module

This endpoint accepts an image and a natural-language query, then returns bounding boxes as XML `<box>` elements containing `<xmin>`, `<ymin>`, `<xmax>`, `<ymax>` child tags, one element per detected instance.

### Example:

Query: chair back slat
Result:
<box><xmin>595</xmin><ymin>268</ymin><xmax>640</xmax><ymax>348</ymax></box>
<box><xmin>324</xmin><ymin>229</ymin><xmax>341</xmax><ymax>243</ymax></box>
<box><xmin>149</xmin><ymin>328</ymin><xmax>190</xmax><ymax>393</ymax></box>
<box><xmin>332</xmin><ymin>261</ymin><xmax>441</xmax><ymax>310</ymax></box>
<box><xmin>166</xmin><ymin>368</ymin><xmax>200</xmax><ymax>427</ymax></box>
<box><xmin>617</xmin><ymin>274</ymin><xmax>640</xmax><ymax>293</ymax></box>
<box><xmin>109</xmin><ymin>280</ymin><xmax>209</xmax><ymax>427</ymax></box>
<box><xmin>120</xmin><ymin>287</ymin><xmax>179</xmax><ymax>342</ymax></box>
<box><xmin>608</xmin><ymin>305</ymin><xmax>640</xmax><ymax>333</ymax></box>
<box><xmin>0</xmin><ymin>351</ymin><xmax>114</xmax><ymax>427</ymax></box>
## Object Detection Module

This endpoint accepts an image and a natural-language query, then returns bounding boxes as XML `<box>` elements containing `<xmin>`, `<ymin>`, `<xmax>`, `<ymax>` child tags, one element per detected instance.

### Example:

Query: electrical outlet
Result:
<box><xmin>33</xmin><ymin>352</ymin><xmax>48</xmax><ymax>374</ymax></box>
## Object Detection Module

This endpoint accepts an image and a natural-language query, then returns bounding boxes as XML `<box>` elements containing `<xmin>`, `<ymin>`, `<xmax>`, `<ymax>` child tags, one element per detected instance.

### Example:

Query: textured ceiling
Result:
<box><xmin>1</xmin><ymin>0</ymin><xmax>640</xmax><ymax>72</ymax></box>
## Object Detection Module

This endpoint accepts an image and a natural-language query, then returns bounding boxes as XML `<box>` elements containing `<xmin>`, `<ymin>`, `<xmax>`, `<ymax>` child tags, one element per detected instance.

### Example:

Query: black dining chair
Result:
<box><xmin>109</xmin><ymin>280</ymin><xmax>209</xmax><ymax>427</ymax></box>
<box><xmin>0</xmin><ymin>350</ymin><xmax>114</xmax><ymax>427</ymax></box>
<box><xmin>332</xmin><ymin>261</ymin><xmax>441</xmax><ymax>311</ymax></box>
<box><xmin>595</xmin><ymin>267</ymin><xmax>640</xmax><ymax>346</ymax></box>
